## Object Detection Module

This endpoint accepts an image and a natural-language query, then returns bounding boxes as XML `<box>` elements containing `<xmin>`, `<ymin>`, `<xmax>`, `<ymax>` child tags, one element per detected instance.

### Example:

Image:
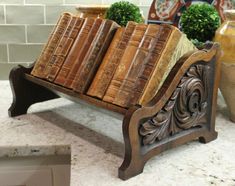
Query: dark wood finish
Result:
<box><xmin>118</xmin><ymin>42</ymin><xmax>221</xmax><ymax>180</ymax></box>
<box><xmin>139</xmin><ymin>64</ymin><xmax>210</xmax><ymax>145</ymax></box>
<box><xmin>8</xmin><ymin>64</ymin><xmax>59</xmax><ymax>117</ymax></box>
<box><xmin>24</xmin><ymin>74</ymin><xmax>127</xmax><ymax>115</ymax></box>
<box><xmin>8</xmin><ymin>43</ymin><xmax>221</xmax><ymax>180</ymax></box>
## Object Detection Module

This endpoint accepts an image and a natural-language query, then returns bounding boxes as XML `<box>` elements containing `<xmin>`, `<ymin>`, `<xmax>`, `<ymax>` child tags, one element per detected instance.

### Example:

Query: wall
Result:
<box><xmin>0</xmin><ymin>0</ymin><xmax>152</xmax><ymax>79</ymax></box>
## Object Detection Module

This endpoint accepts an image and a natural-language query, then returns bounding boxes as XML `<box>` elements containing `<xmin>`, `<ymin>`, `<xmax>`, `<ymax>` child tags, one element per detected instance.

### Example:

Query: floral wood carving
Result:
<box><xmin>139</xmin><ymin>64</ymin><xmax>210</xmax><ymax>145</ymax></box>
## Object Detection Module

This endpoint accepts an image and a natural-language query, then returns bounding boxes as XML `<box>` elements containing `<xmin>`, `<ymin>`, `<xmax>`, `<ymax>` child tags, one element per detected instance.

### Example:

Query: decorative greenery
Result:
<box><xmin>180</xmin><ymin>3</ymin><xmax>221</xmax><ymax>42</ymax></box>
<box><xmin>232</xmin><ymin>0</ymin><xmax>235</xmax><ymax>7</ymax></box>
<box><xmin>105</xmin><ymin>1</ymin><xmax>143</xmax><ymax>26</ymax></box>
<box><xmin>190</xmin><ymin>39</ymin><xmax>205</xmax><ymax>49</ymax></box>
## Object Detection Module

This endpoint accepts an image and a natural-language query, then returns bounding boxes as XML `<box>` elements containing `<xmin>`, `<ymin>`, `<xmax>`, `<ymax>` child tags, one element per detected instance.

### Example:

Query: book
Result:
<box><xmin>47</xmin><ymin>17</ymin><xmax>84</xmax><ymax>81</ymax></box>
<box><xmin>54</xmin><ymin>17</ymin><xmax>96</xmax><ymax>86</ymax></box>
<box><xmin>31</xmin><ymin>12</ymin><xmax>72</xmax><ymax>78</ymax></box>
<box><xmin>138</xmin><ymin>27</ymin><xmax>197</xmax><ymax>105</ymax></box>
<box><xmin>103</xmin><ymin>23</ymin><xmax>148</xmax><ymax>104</ymax></box>
<box><xmin>126</xmin><ymin>24</ymin><xmax>173</xmax><ymax>106</ymax></box>
<box><xmin>72</xmin><ymin>19</ymin><xmax>120</xmax><ymax>93</ymax></box>
<box><xmin>87</xmin><ymin>21</ymin><xmax>137</xmax><ymax>99</ymax></box>
<box><xmin>63</xmin><ymin>18</ymin><xmax>104</xmax><ymax>88</ymax></box>
<box><xmin>111</xmin><ymin>24</ymin><xmax>161</xmax><ymax>107</ymax></box>
<box><xmin>45</xmin><ymin>16</ymin><xmax>84</xmax><ymax>80</ymax></box>
<box><xmin>86</xmin><ymin>27</ymin><xmax>125</xmax><ymax>98</ymax></box>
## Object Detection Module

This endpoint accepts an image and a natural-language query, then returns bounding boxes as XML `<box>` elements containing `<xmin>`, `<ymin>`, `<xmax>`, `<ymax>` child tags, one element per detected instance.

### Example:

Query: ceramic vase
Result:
<box><xmin>76</xmin><ymin>5</ymin><xmax>109</xmax><ymax>19</ymax></box>
<box><xmin>214</xmin><ymin>10</ymin><xmax>235</xmax><ymax>122</ymax></box>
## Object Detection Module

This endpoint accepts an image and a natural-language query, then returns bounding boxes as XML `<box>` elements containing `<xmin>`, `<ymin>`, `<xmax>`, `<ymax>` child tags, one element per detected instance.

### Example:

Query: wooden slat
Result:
<box><xmin>24</xmin><ymin>74</ymin><xmax>128</xmax><ymax>115</ymax></box>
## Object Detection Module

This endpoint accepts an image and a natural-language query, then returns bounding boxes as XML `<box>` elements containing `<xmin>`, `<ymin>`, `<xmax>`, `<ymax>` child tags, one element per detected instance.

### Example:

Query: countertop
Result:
<box><xmin>0</xmin><ymin>80</ymin><xmax>235</xmax><ymax>186</ymax></box>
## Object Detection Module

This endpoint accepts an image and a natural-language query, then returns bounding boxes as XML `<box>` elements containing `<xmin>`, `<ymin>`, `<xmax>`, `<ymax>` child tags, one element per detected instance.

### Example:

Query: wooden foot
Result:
<box><xmin>119</xmin><ymin>163</ymin><xmax>144</xmax><ymax>180</ymax></box>
<box><xmin>230</xmin><ymin>115</ymin><xmax>235</xmax><ymax>123</ymax></box>
<box><xmin>8</xmin><ymin>65</ymin><xmax>59</xmax><ymax>117</ymax></box>
<box><xmin>199</xmin><ymin>131</ymin><xmax>218</xmax><ymax>144</ymax></box>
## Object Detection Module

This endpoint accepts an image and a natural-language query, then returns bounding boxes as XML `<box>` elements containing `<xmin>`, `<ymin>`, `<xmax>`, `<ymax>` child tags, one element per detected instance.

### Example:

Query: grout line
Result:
<box><xmin>9</xmin><ymin>61</ymin><xmax>34</xmax><ymax>64</ymax></box>
<box><xmin>43</xmin><ymin>4</ymin><xmax>46</xmax><ymax>24</ymax></box>
<box><xmin>3</xmin><ymin>5</ymin><xmax>6</xmax><ymax>24</ymax></box>
<box><xmin>25</xmin><ymin>25</ymin><xmax>28</xmax><ymax>43</ymax></box>
<box><xmin>6</xmin><ymin>44</ymin><xmax>10</xmax><ymax>63</ymax></box>
<box><xmin>0</xmin><ymin>4</ymin><xmax>24</xmax><ymax>5</ymax></box>
<box><xmin>2</xmin><ymin>3</ymin><xmax>45</xmax><ymax>6</ymax></box>
<box><xmin>0</xmin><ymin>23</ymin><xmax>55</xmax><ymax>26</ymax></box>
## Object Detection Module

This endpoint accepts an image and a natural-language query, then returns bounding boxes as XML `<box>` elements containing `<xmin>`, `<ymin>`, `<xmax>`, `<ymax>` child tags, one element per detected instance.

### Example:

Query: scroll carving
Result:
<box><xmin>139</xmin><ymin>64</ymin><xmax>210</xmax><ymax>145</ymax></box>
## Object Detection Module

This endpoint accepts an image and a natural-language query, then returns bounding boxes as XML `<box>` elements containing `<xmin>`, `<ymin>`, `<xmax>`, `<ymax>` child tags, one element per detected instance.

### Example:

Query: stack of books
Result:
<box><xmin>31</xmin><ymin>12</ymin><xmax>197</xmax><ymax>108</ymax></box>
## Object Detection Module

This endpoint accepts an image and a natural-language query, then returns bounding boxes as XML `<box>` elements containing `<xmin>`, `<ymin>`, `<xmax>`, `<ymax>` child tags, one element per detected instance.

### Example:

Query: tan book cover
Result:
<box><xmin>72</xmin><ymin>20</ymin><xmax>120</xmax><ymax>93</ymax></box>
<box><xmin>128</xmin><ymin>24</ymin><xmax>173</xmax><ymax>106</ymax></box>
<box><xmin>54</xmin><ymin>17</ymin><xmax>95</xmax><ymax>86</ymax></box>
<box><xmin>87</xmin><ymin>27</ymin><xmax>125</xmax><ymax>98</ymax></box>
<box><xmin>112</xmin><ymin>24</ymin><xmax>161</xmax><ymax>107</ymax></box>
<box><xmin>63</xmin><ymin>18</ymin><xmax>104</xmax><ymax>88</ymax></box>
<box><xmin>31</xmin><ymin>12</ymin><xmax>72</xmax><ymax>78</ymax></box>
<box><xmin>47</xmin><ymin>17</ymin><xmax>84</xmax><ymax>81</ymax></box>
<box><xmin>103</xmin><ymin>23</ymin><xmax>148</xmax><ymax>103</ymax></box>
<box><xmin>139</xmin><ymin>27</ymin><xmax>197</xmax><ymax>105</ymax></box>
<box><xmin>87</xmin><ymin>21</ymin><xmax>136</xmax><ymax>99</ymax></box>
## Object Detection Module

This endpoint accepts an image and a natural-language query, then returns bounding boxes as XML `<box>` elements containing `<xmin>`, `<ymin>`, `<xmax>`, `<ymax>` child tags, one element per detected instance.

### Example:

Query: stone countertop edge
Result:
<box><xmin>0</xmin><ymin>145</ymin><xmax>71</xmax><ymax>158</ymax></box>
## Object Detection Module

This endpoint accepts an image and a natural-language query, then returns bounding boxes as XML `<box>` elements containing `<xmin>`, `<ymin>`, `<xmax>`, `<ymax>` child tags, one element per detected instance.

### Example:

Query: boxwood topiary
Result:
<box><xmin>180</xmin><ymin>3</ymin><xmax>221</xmax><ymax>42</ymax></box>
<box><xmin>105</xmin><ymin>1</ymin><xmax>143</xmax><ymax>27</ymax></box>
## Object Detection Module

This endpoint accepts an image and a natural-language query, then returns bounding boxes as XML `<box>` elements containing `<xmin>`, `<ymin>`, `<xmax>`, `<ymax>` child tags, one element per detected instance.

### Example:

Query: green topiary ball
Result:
<box><xmin>180</xmin><ymin>3</ymin><xmax>221</xmax><ymax>42</ymax></box>
<box><xmin>105</xmin><ymin>1</ymin><xmax>143</xmax><ymax>27</ymax></box>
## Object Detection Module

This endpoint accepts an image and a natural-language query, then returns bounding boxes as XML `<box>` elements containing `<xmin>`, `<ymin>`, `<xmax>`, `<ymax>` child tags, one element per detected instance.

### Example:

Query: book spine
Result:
<box><xmin>31</xmin><ymin>12</ymin><xmax>72</xmax><ymax>78</ymax></box>
<box><xmin>47</xmin><ymin>17</ymin><xmax>84</xmax><ymax>81</ymax></box>
<box><xmin>129</xmin><ymin>24</ymin><xmax>173</xmax><ymax>106</ymax></box>
<box><xmin>43</xmin><ymin>16</ymin><xmax>77</xmax><ymax>79</ymax></box>
<box><xmin>87</xmin><ymin>27</ymin><xmax>124</xmax><ymax>98</ymax></box>
<box><xmin>87</xmin><ymin>22</ymin><xmax>136</xmax><ymax>99</ymax></box>
<box><xmin>54</xmin><ymin>18</ymin><xmax>95</xmax><ymax>86</ymax></box>
<box><xmin>112</xmin><ymin>24</ymin><xmax>161</xmax><ymax>107</ymax></box>
<box><xmin>103</xmin><ymin>24</ymin><xmax>148</xmax><ymax>104</ymax></box>
<box><xmin>139</xmin><ymin>28</ymin><xmax>185</xmax><ymax>105</ymax></box>
<box><xmin>64</xmin><ymin>18</ymin><xmax>104</xmax><ymax>88</ymax></box>
<box><xmin>72</xmin><ymin>20</ymin><xmax>120</xmax><ymax>93</ymax></box>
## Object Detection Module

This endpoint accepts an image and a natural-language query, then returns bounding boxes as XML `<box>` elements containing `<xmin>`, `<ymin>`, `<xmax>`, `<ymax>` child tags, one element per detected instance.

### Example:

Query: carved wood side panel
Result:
<box><xmin>139</xmin><ymin>64</ymin><xmax>210</xmax><ymax>145</ymax></box>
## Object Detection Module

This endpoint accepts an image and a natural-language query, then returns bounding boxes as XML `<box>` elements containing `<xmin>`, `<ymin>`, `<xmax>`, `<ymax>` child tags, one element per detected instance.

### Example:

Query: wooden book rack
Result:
<box><xmin>8</xmin><ymin>43</ymin><xmax>221</xmax><ymax>180</ymax></box>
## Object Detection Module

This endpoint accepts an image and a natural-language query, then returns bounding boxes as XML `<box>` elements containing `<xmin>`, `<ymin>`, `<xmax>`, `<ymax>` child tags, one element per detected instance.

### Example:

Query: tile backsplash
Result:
<box><xmin>0</xmin><ymin>0</ymin><xmax>151</xmax><ymax>79</ymax></box>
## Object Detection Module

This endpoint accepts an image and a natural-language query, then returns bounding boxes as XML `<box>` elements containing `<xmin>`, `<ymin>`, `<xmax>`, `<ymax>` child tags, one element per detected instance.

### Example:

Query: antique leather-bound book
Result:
<box><xmin>63</xmin><ymin>18</ymin><xmax>104</xmax><ymax>88</ymax></box>
<box><xmin>103</xmin><ymin>23</ymin><xmax>148</xmax><ymax>103</ymax></box>
<box><xmin>44</xmin><ymin>16</ymin><xmax>84</xmax><ymax>80</ymax></box>
<box><xmin>111</xmin><ymin>24</ymin><xmax>161</xmax><ymax>107</ymax></box>
<box><xmin>87</xmin><ymin>21</ymin><xmax>136</xmax><ymax>99</ymax></box>
<box><xmin>54</xmin><ymin>17</ymin><xmax>96</xmax><ymax>85</ymax></box>
<box><xmin>31</xmin><ymin>12</ymin><xmax>72</xmax><ymax>78</ymax></box>
<box><xmin>138</xmin><ymin>27</ymin><xmax>197</xmax><ymax>105</ymax></box>
<box><xmin>125</xmin><ymin>24</ymin><xmax>173</xmax><ymax>107</ymax></box>
<box><xmin>46</xmin><ymin>16</ymin><xmax>84</xmax><ymax>81</ymax></box>
<box><xmin>72</xmin><ymin>19</ymin><xmax>120</xmax><ymax>93</ymax></box>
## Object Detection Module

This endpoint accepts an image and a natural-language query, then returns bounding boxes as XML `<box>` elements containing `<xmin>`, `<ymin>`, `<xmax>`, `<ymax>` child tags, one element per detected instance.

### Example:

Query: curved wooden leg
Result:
<box><xmin>8</xmin><ymin>65</ymin><xmax>59</xmax><ymax>117</ymax></box>
<box><xmin>199</xmin><ymin>48</ymin><xmax>221</xmax><ymax>144</ymax></box>
<box><xmin>118</xmin><ymin>110</ymin><xmax>145</xmax><ymax>180</ymax></box>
